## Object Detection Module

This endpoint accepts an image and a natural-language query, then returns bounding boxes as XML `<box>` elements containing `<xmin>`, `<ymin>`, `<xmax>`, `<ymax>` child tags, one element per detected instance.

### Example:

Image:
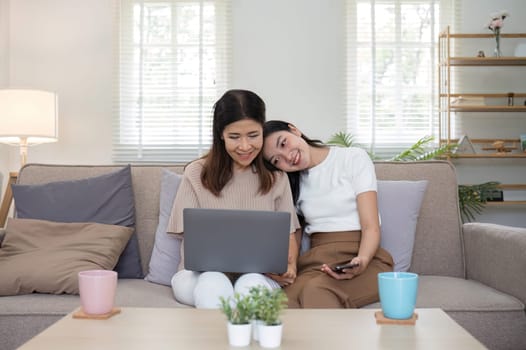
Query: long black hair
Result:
<box><xmin>201</xmin><ymin>89</ymin><xmax>274</xmax><ymax>196</ymax></box>
<box><xmin>263</xmin><ymin>120</ymin><xmax>325</xmax><ymax>204</ymax></box>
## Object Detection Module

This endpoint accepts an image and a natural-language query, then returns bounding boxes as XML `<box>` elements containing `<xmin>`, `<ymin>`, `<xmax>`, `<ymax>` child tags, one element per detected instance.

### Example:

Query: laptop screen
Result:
<box><xmin>183</xmin><ymin>208</ymin><xmax>291</xmax><ymax>274</ymax></box>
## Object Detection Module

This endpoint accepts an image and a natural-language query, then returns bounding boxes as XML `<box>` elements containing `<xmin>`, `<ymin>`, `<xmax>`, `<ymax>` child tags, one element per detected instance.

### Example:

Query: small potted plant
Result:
<box><xmin>253</xmin><ymin>287</ymin><xmax>288</xmax><ymax>348</ymax></box>
<box><xmin>219</xmin><ymin>293</ymin><xmax>254</xmax><ymax>347</ymax></box>
<box><xmin>248</xmin><ymin>285</ymin><xmax>266</xmax><ymax>341</ymax></box>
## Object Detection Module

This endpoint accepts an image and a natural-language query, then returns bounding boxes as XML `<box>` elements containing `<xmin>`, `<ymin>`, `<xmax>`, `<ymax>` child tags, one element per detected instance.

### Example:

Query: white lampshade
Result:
<box><xmin>0</xmin><ymin>89</ymin><xmax>58</xmax><ymax>165</ymax></box>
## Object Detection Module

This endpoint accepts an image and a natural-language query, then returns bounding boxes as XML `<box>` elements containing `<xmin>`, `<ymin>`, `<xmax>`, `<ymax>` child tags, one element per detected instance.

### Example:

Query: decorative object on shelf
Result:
<box><xmin>487</xmin><ymin>10</ymin><xmax>509</xmax><ymax>58</ymax></box>
<box><xmin>451</xmin><ymin>96</ymin><xmax>484</xmax><ymax>106</ymax></box>
<box><xmin>521</xmin><ymin>134</ymin><xmax>526</xmax><ymax>152</ymax></box>
<box><xmin>507</xmin><ymin>92</ymin><xmax>514</xmax><ymax>106</ymax></box>
<box><xmin>453</xmin><ymin>135</ymin><xmax>476</xmax><ymax>155</ymax></box>
<box><xmin>477</xmin><ymin>50</ymin><xmax>485</xmax><ymax>58</ymax></box>
<box><xmin>481</xmin><ymin>140</ymin><xmax>517</xmax><ymax>154</ymax></box>
<box><xmin>483</xmin><ymin>189</ymin><xmax>504</xmax><ymax>202</ymax></box>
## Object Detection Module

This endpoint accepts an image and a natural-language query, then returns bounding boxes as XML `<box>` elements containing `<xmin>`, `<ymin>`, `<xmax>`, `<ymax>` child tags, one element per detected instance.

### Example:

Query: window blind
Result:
<box><xmin>114</xmin><ymin>0</ymin><xmax>231</xmax><ymax>163</ymax></box>
<box><xmin>345</xmin><ymin>0</ymin><xmax>460</xmax><ymax>157</ymax></box>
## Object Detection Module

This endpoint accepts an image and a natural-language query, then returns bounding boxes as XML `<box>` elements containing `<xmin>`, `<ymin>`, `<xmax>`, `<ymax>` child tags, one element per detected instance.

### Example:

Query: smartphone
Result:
<box><xmin>332</xmin><ymin>263</ymin><xmax>359</xmax><ymax>274</ymax></box>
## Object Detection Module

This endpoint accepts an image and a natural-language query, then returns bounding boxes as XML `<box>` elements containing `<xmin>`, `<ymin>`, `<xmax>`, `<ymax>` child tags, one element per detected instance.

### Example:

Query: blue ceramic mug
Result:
<box><xmin>378</xmin><ymin>272</ymin><xmax>419</xmax><ymax>319</ymax></box>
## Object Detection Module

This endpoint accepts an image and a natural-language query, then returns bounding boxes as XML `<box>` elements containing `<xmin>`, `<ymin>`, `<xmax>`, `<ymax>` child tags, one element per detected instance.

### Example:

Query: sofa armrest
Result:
<box><xmin>463</xmin><ymin>222</ymin><xmax>526</xmax><ymax>305</ymax></box>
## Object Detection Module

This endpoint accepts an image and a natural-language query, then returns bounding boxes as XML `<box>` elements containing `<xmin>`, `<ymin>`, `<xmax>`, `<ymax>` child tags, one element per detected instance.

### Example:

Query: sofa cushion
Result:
<box><xmin>377</xmin><ymin>180</ymin><xmax>428</xmax><ymax>272</ymax></box>
<box><xmin>364</xmin><ymin>275</ymin><xmax>525</xmax><ymax>311</ymax></box>
<box><xmin>145</xmin><ymin>169</ymin><xmax>183</xmax><ymax>285</ymax></box>
<box><xmin>0</xmin><ymin>218</ymin><xmax>133</xmax><ymax>295</ymax></box>
<box><xmin>11</xmin><ymin>165</ymin><xmax>142</xmax><ymax>278</ymax></box>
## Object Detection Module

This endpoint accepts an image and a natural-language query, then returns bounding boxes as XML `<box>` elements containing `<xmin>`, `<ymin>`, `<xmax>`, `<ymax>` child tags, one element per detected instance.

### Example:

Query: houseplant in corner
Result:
<box><xmin>327</xmin><ymin>132</ymin><xmax>500</xmax><ymax>223</ymax></box>
<box><xmin>219</xmin><ymin>293</ymin><xmax>254</xmax><ymax>347</ymax></box>
<box><xmin>252</xmin><ymin>286</ymin><xmax>288</xmax><ymax>348</ymax></box>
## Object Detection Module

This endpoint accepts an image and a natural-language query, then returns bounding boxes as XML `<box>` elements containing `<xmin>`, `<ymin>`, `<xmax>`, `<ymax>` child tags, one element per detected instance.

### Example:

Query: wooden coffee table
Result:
<box><xmin>18</xmin><ymin>307</ymin><xmax>487</xmax><ymax>349</ymax></box>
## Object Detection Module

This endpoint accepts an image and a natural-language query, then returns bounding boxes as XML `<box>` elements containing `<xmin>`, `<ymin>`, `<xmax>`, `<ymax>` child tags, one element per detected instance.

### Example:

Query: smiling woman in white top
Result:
<box><xmin>263</xmin><ymin>120</ymin><xmax>393</xmax><ymax>308</ymax></box>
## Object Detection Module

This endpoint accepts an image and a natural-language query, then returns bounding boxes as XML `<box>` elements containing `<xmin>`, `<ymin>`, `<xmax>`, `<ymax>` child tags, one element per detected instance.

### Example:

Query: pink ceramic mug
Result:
<box><xmin>78</xmin><ymin>270</ymin><xmax>117</xmax><ymax>315</ymax></box>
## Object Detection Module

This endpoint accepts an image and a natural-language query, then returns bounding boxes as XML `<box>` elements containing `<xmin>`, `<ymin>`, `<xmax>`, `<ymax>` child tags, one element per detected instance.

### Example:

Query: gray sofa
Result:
<box><xmin>0</xmin><ymin>161</ymin><xmax>525</xmax><ymax>350</ymax></box>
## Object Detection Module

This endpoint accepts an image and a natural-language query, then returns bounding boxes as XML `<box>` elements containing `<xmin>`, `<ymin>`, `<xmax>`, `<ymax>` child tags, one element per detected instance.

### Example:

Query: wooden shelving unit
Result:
<box><xmin>439</xmin><ymin>27</ymin><xmax>526</xmax><ymax>206</ymax></box>
<box><xmin>487</xmin><ymin>184</ymin><xmax>526</xmax><ymax>206</ymax></box>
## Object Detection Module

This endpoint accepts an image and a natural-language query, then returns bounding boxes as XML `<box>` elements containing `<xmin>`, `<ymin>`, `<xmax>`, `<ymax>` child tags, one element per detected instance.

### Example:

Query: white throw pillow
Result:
<box><xmin>144</xmin><ymin>169</ymin><xmax>183</xmax><ymax>285</ymax></box>
<box><xmin>377</xmin><ymin>180</ymin><xmax>428</xmax><ymax>272</ymax></box>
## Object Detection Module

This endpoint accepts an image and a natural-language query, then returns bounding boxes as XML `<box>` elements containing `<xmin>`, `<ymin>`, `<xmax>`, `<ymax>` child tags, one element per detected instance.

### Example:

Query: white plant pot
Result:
<box><xmin>227</xmin><ymin>322</ymin><xmax>252</xmax><ymax>347</ymax></box>
<box><xmin>252</xmin><ymin>319</ymin><xmax>264</xmax><ymax>341</ymax></box>
<box><xmin>258</xmin><ymin>323</ymin><xmax>283</xmax><ymax>348</ymax></box>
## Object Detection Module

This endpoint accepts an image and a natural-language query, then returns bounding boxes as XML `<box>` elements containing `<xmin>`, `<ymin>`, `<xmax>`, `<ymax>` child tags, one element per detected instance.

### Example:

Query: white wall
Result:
<box><xmin>0</xmin><ymin>0</ymin><xmax>525</xmax><ymax>226</ymax></box>
<box><xmin>5</xmin><ymin>0</ymin><xmax>114</xmax><ymax>170</ymax></box>
<box><xmin>0</xmin><ymin>0</ymin><xmax>10</xmax><ymax>187</ymax></box>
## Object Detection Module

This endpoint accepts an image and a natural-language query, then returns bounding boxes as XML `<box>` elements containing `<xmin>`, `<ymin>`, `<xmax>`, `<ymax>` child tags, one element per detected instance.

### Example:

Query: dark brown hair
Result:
<box><xmin>201</xmin><ymin>89</ymin><xmax>274</xmax><ymax>196</ymax></box>
<box><xmin>263</xmin><ymin>120</ymin><xmax>325</xmax><ymax>204</ymax></box>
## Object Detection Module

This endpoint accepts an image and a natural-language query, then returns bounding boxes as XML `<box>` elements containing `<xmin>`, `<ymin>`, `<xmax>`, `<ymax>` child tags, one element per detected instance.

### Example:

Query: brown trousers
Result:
<box><xmin>284</xmin><ymin>231</ymin><xmax>393</xmax><ymax>308</ymax></box>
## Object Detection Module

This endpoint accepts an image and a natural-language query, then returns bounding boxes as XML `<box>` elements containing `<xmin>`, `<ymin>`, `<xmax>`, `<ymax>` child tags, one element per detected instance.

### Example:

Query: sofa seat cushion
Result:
<box><xmin>114</xmin><ymin>279</ymin><xmax>189</xmax><ymax>308</ymax></box>
<box><xmin>364</xmin><ymin>275</ymin><xmax>525</xmax><ymax>312</ymax></box>
<box><xmin>0</xmin><ymin>280</ymin><xmax>187</xmax><ymax>317</ymax></box>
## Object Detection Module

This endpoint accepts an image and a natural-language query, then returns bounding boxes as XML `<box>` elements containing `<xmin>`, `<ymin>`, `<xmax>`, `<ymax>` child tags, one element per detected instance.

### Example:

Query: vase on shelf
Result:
<box><xmin>493</xmin><ymin>31</ymin><xmax>502</xmax><ymax>58</ymax></box>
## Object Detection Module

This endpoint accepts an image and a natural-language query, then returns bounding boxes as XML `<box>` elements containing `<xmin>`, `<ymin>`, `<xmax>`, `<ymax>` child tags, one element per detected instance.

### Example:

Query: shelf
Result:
<box><xmin>442</xmin><ymin>93</ymin><xmax>526</xmax><ymax>98</ymax></box>
<box><xmin>486</xmin><ymin>201</ymin><xmax>526</xmax><ymax>206</ymax></box>
<box><xmin>439</xmin><ymin>32</ymin><xmax>526</xmax><ymax>39</ymax></box>
<box><xmin>439</xmin><ymin>27</ymin><xmax>526</xmax><ymax>205</ymax></box>
<box><xmin>449</xmin><ymin>105</ymin><xmax>526</xmax><ymax>112</ymax></box>
<box><xmin>443</xmin><ymin>138</ymin><xmax>520</xmax><ymax>144</ymax></box>
<box><xmin>497</xmin><ymin>184</ymin><xmax>526</xmax><ymax>190</ymax></box>
<box><xmin>459</xmin><ymin>184</ymin><xmax>526</xmax><ymax>206</ymax></box>
<box><xmin>445</xmin><ymin>57</ymin><xmax>526</xmax><ymax>66</ymax></box>
<box><xmin>451</xmin><ymin>153</ymin><xmax>526</xmax><ymax>159</ymax></box>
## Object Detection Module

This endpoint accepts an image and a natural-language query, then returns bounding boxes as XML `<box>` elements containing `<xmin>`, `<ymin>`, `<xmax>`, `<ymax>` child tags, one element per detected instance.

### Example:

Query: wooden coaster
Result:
<box><xmin>72</xmin><ymin>307</ymin><xmax>121</xmax><ymax>320</ymax></box>
<box><xmin>375</xmin><ymin>311</ymin><xmax>418</xmax><ymax>325</ymax></box>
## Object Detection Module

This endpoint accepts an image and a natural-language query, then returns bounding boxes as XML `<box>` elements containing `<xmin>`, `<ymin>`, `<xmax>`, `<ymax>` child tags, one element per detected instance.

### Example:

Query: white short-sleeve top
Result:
<box><xmin>297</xmin><ymin>147</ymin><xmax>377</xmax><ymax>235</ymax></box>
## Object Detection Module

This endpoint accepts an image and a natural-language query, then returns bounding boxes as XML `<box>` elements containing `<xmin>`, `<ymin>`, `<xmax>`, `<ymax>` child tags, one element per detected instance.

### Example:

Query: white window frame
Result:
<box><xmin>345</xmin><ymin>0</ymin><xmax>459</xmax><ymax>157</ymax></box>
<box><xmin>114</xmin><ymin>0</ymin><xmax>231</xmax><ymax>163</ymax></box>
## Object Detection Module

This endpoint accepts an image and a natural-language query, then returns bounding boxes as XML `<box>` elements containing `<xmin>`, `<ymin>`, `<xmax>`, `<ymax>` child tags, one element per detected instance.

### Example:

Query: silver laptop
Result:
<box><xmin>183</xmin><ymin>208</ymin><xmax>291</xmax><ymax>274</ymax></box>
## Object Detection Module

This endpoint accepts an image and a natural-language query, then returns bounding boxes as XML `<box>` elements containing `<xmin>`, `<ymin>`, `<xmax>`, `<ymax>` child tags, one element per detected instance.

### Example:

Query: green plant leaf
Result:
<box><xmin>458</xmin><ymin>181</ymin><xmax>500</xmax><ymax>223</ymax></box>
<box><xmin>327</xmin><ymin>131</ymin><xmax>355</xmax><ymax>147</ymax></box>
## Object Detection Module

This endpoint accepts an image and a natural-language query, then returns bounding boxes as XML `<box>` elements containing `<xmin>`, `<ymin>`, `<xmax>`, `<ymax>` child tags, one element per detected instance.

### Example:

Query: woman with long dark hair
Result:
<box><xmin>167</xmin><ymin>91</ymin><xmax>300</xmax><ymax>308</ymax></box>
<box><xmin>262</xmin><ymin>120</ymin><xmax>393</xmax><ymax>308</ymax></box>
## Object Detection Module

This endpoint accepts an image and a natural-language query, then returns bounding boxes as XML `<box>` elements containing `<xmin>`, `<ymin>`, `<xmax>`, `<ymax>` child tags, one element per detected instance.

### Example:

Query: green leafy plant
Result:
<box><xmin>249</xmin><ymin>286</ymin><xmax>288</xmax><ymax>326</ymax></box>
<box><xmin>327</xmin><ymin>130</ymin><xmax>497</xmax><ymax>222</ymax></box>
<box><xmin>458</xmin><ymin>181</ymin><xmax>500</xmax><ymax>222</ymax></box>
<box><xmin>219</xmin><ymin>293</ymin><xmax>254</xmax><ymax>325</ymax></box>
<box><xmin>390</xmin><ymin>135</ymin><xmax>457</xmax><ymax>161</ymax></box>
<box><xmin>327</xmin><ymin>131</ymin><xmax>356</xmax><ymax>148</ymax></box>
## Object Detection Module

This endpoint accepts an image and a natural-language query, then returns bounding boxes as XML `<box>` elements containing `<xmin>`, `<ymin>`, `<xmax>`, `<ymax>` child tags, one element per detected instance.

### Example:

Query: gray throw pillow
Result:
<box><xmin>377</xmin><ymin>180</ymin><xmax>428</xmax><ymax>272</ymax></box>
<box><xmin>145</xmin><ymin>169</ymin><xmax>183</xmax><ymax>285</ymax></box>
<box><xmin>11</xmin><ymin>166</ymin><xmax>142</xmax><ymax>278</ymax></box>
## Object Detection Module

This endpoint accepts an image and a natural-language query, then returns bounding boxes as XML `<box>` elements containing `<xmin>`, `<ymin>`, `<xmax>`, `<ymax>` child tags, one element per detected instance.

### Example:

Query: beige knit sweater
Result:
<box><xmin>167</xmin><ymin>158</ymin><xmax>300</xmax><ymax>235</ymax></box>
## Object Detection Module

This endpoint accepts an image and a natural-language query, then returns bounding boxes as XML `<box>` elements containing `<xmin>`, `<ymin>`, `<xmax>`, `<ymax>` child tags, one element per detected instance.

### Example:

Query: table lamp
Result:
<box><xmin>0</xmin><ymin>89</ymin><xmax>58</xmax><ymax>166</ymax></box>
<box><xmin>0</xmin><ymin>89</ymin><xmax>58</xmax><ymax>227</ymax></box>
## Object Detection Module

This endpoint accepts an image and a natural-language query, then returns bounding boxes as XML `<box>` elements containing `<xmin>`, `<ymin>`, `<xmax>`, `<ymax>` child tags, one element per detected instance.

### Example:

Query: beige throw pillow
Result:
<box><xmin>0</xmin><ymin>218</ymin><xmax>133</xmax><ymax>295</ymax></box>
